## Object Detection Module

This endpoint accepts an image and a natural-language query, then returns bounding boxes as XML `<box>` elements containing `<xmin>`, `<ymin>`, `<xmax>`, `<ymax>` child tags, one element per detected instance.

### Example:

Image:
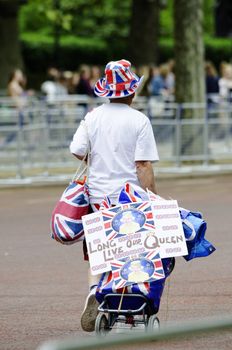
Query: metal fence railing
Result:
<box><xmin>0</xmin><ymin>95</ymin><xmax>232</xmax><ymax>179</ymax></box>
<box><xmin>37</xmin><ymin>315</ymin><xmax>232</xmax><ymax>350</ymax></box>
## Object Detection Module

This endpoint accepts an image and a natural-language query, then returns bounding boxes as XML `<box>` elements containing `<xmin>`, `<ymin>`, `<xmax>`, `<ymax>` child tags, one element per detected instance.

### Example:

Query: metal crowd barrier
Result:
<box><xmin>37</xmin><ymin>315</ymin><xmax>232</xmax><ymax>350</ymax></box>
<box><xmin>0</xmin><ymin>95</ymin><xmax>232</xmax><ymax>180</ymax></box>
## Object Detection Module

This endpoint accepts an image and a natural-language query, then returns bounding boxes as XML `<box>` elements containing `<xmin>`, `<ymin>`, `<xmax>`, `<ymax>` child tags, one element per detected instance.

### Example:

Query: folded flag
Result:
<box><xmin>118</xmin><ymin>183</ymin><xmax>142</xmax><ymax>204</ymax></box>
<box><xmin>180</xmin><ymin>208</ymin><xmax>216</xmax><ymax>261</ymax></box>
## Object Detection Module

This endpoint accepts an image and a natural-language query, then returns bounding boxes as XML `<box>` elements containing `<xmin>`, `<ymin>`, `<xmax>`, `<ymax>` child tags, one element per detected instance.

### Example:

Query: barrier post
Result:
<box><xmin>175</xmin><ymin>103</ymin><xmax>182</xmax><ymax>167</ymax></box>
<box><xmin>16</xmin><ymin>111</ymin><xmax>23</xmax><ymax>178</ymax></box>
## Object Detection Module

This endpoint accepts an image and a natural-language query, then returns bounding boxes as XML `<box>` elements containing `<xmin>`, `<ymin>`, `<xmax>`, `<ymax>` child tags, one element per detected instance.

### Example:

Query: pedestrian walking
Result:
<box><xmin>70</xmin><ymin>59</ymin><xmax>159</xmax><ymax>332</ymax></box>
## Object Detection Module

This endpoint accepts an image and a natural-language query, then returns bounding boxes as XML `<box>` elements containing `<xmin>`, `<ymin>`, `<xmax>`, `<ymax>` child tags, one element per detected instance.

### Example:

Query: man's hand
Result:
<box><xmin>135</xmin><ymin>161</ymin><xmax>157</xmax><ymax>194</ymax></box>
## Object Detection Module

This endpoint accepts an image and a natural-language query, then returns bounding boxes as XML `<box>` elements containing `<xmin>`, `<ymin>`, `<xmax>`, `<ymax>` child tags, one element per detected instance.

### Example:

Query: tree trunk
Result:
<box><xmin>128</xmin><ymin>0</ymin><xmax>160</xmax><ymax>66</ymax></box>
<box><xmin>0</xmin><ymin>0</ymin><xmax>25</xmax><ymax>90</ymax></box>
<box><xmin>174</xmin><ymin>0</ymin><xmax>206</xmax><ymax>158</ymax></box>
<box><xmin>174</xmin><ymin>0</ymin><xmax>205</xmax><ymax>104</ymax></box>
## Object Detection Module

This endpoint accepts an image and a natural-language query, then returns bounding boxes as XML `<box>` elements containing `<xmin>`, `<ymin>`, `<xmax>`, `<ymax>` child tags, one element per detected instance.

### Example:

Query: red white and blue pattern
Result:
<box><xmin>51</xmin><ymin>181</ymin><xmax>89</xmax><ymax>244</ymax></box>
<box><xmin>100</xmin><ymin>196</ymin><xmax>111</xmax><ymax>210</ymax></box>
<box><xmin>95</xmin><ymin>268</ymin><xmax>166</xmax><ymax>313</ymax></box>
<box><xmin>141</xmin><ymin>251</ymin><xmax>165</xmax><ymax>280</ymax></box>
<box><xmin>111</xmin><ymin>251</ymin><xmax>165</xmax><ymax>289</ymax></box>
<box><xmin>94</xmin><ymin>59</ymin><xmax>143</xmax><ymax>98</ymax></box>
<box><xmin>101</xmin><ymin>206</ymin><xmax>121</xmax><ymax>240</ymax></box>
<box><xmin>97</xmin><ymin>270</ymin><xmax>151</xmax><ymax>295</ymax></box>
<box><xmin>118</xmin><ymin>182</ymin><xmax>142</xmax><ymax>203</ymax></box>
<box><xmin>101</xmin><ymin>201</ymin><xmax>155</xmax><ymax>241</ymax></box>
<box><xmin>97</xmin><ymin>271</ymin><xmax>116</xmax><ymax>294</ymax></box>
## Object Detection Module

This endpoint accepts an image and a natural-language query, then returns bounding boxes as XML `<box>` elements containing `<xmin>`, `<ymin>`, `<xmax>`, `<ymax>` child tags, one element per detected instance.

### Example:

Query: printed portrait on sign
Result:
<box><xmin>111</xmin><ymin>251</ymin><xmax>165</xmax><ymax>288</ymax></box>
<box><xmin>112</xmin><ymin>208</ymin><xmax>146</xmax><ymax>234</ymax></box>
<box><xmin>121</xmin><ymin>258</ymin><xmax>153</xmax><ymax>283</ymax></box>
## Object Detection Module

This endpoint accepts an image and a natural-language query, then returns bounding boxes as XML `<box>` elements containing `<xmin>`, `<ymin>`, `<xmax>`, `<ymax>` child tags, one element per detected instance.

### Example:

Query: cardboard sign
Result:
<box><xmin>151</xmin><ymin>200</ymin><xmax>188</xmax><ymax>258</ymax></box>
<box><xmin>82</xmin><ymin>199</ymin><xmax>187</xmax><ymax>277</ymax></box>
<box><xmin>83</xmin><ymin>202</ymin><xmax>157</xmax><ymax>275</ymax></box>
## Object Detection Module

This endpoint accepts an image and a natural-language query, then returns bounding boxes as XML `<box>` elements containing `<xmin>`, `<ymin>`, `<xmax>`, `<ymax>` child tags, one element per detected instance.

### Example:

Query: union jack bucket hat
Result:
<box><xmin>94</xmin><ymin>59</ymin><xmax>143</xmax><ymax>98</ymax></box>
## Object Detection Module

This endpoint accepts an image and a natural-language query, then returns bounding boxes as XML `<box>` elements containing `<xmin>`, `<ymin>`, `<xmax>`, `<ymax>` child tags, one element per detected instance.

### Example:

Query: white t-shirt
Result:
<box><xmin>70</xmin><ymin>103</ymin><xmax>159</xmax><ymax>204</ymax></box>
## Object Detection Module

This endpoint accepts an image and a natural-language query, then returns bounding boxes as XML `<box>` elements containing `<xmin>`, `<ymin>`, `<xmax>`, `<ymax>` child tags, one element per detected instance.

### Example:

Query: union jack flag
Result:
<box><xmin>97</xmin><ymin>271</ymin><xmax>135</xmax><ymax>295</ymax></box>
<box><xmin>105</xmin><ymin>60</ymin><xmax>136</xmax><ymax>90</ymax></box>
<box><xmin>141</xmin><ymin>251</ymin><xmax>165</xmax><ymax>280</ymax></box>
<box><xmin>118</xmin><ymin>182</ymin><xmax>142</xmax><ymax>204</ymax></box>
<box><xmin>97</xmin><ymin>271</ymin><xmax>116</xmax><ymax>294</ymax></box>
<box><xmin>101</xmin><ymin>206</ymin><xmax>121</xmax><ymax>240</ymax></box>
<box><xmin>51</xmin><ymin>181</ymin><xmax>89</xmax><ymax>244</ymax></box>
<box><xmin>131</xmin><ymin>201</ymin><xmax>155</xmax><ymax>231</ymax></box>
<box><xmin>100</xmin><ymin>196</ymin><xmax>111</xmax><ymax>210</ymax></box>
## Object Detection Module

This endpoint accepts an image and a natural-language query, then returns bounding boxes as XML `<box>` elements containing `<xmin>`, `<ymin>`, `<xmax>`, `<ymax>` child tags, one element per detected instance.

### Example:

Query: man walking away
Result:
<box><xmin>70</xmin><ymin>59</ymin><xmax>159</xmax><ymax>332</ymax></box>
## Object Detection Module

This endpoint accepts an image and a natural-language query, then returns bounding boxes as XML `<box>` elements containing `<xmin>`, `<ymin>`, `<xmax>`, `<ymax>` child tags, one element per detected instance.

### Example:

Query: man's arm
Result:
<box><xmin>135</xmin><ymin>161</ymin><xmax>157</xmax><ymax>194</ymax></box>
<box><xmin>72</xmin><ymin>153</ymin><xmax>86</xmax><ymax>161</ymax></box>
<box><xmin>70</xmin><ymin>120</ymin><xmax>88</xmax><ymax>160</ymax></box>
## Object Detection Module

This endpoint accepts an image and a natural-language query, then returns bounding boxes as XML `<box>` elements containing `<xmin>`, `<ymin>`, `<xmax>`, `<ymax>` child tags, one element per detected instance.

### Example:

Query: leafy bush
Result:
<box><xmin>204</xmin><ymin>36</ymin><xmax>232</xmax><ymax>67</ymax></box>
<box><xmin>159</xmin><ymin>36</ymin><xmax>232</xmax><ymax>67</ymax></box>
<box><xmin>21</xmin><ymin>32</ymin><xmax>109</xmax><ymax>74</ymax></box>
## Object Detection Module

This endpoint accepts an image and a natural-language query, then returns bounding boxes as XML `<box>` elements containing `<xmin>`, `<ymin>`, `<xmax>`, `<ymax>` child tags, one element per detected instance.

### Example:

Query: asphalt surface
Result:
<box><xmin>0</xmin><ymin>174</ymin><xmax>232</xmax><ymax>350</ymax></box>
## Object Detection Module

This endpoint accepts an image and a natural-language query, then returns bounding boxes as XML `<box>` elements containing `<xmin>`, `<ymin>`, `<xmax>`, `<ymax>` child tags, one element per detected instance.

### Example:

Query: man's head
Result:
<box><xmin>94</xmin><ymin>59</ymin><xmax>143</xmax><ymax>100</ymax></box>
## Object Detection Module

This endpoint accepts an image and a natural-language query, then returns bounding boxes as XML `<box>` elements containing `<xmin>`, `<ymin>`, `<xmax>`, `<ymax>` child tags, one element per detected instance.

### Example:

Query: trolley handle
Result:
<box><xmin>98</xmin><ymin>301</ymin><xmax>147</xmax><ymax>315</ymax></box>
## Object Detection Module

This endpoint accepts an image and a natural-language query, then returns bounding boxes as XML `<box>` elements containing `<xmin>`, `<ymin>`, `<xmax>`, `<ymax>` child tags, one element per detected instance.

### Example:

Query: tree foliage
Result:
<box><xmin>17</xmin><ymin>0</ymin><xmax>232</xmax><ymax>78</ymax></box>
<box><xmin>19</xmin><ymin>0</ymin><xmax>131</xmax><ymax>44</ymax></box>
<box><xmin>19</xmin><ymin>0</ymin><xmax>220</xmax><ymax>62</ymax></box>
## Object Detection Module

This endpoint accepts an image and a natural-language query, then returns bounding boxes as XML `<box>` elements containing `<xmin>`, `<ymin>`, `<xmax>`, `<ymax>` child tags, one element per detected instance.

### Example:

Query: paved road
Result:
<box><xmin>0</xmin><ymin>175</ymin><xmax>232</xmax><ymax>350</ymax></box>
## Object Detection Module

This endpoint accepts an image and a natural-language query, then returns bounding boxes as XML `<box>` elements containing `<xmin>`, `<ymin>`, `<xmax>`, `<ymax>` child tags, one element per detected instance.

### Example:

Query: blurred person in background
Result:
<box><xmin>219</xmin><ymin>63</ymin><xmax>232</xmax><ymax>102</ymax></box>
<box><xmin>7</xmin><ymin>69</ymin><xmax>33</xmax><ymax>113</ymax></box>
<box><xmin>205</xmin><ymin>61</ymin><xmax>219</xmax><ymax>94</ymax></box>
<box><xmin>89</xmin><ymin>65</ymin><xmax>102</xmax><ymax>94</ymax></box>
<box><xmin>56</xmin><ymin>72</ymin><xmax>69</xmax><ymax>96</ymax></box>
<box><xmin>63</xmin><ymin>71</ymin><xmax>74</xmax><ymax>94</ymax></box>
<box><xmin>150</xmin><ymin>64</ymin><xmax>172</xmax><ymax>98</ymax></box>
<box><xmin>205</xmin><ymin>61</ymin><xmax>219</xmax><ymax>106</ymax></box>
<box><xmin>41</xmin><ymin>67</ymin><xmax>60</xmax><ymax>103</ymax></box>
<box><xmin>7</xmin><ymin>68</ymin><xmax>25</xmax><ymax>99</ymax></box>
<box><xmin>139</xmin><ymin>66</ymin><xmax>156</xmax><ymax>97</ymax></box>
<box><xmin>75</xmin><ymin>65</ymin><xmax>93</xmax><ymax>96</ymax></box>
<box><xmin>70</xmin><ymin>71</ymin><xmax>80</xmax><ymax>94</ymax></box>
<box><xmin>166</xmin><ymin>59</ymin><xmax>175</xmax><ymax>95</ymax></box>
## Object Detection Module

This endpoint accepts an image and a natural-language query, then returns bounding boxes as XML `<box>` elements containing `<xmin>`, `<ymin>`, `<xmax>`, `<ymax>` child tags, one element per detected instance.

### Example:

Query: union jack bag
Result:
<box><xmin>50</xmin><ymin>177</ymin><xmax>89</xmax><ymax>244</ymax></box>
<box><xmin>51</xmin><ymin>120</ymin><xmax>90</xmax><ymax>244</ymax></box>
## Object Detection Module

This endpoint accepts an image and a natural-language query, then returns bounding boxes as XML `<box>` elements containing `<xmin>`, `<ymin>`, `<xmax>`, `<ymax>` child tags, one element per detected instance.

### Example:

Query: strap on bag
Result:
<box><xmin>118</xmin><ymin>286</ymin><xmax>126</xmax><ymax>312</ymax></box>
<box><xmin>71</xmin><ymin>120</ymin><xmax>90</xmax><ymax>183</ymax></box>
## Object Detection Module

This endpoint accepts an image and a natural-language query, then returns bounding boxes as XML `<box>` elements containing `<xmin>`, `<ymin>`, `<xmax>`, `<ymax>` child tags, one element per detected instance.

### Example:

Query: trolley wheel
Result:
<box><xmin>95</xmin><ymin>313</ymin><xmax>109</xmax><ymax>336</ymax></box>
<box><xmin>147</xmin><ymin>315</ymin><xmax>160</xmax><ymax>332</ymax></box>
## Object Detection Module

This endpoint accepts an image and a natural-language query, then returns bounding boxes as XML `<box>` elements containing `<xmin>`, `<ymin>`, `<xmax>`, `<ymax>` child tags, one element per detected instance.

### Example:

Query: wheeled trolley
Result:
<box><xmin>95</xmin><ymin>292</ymin><xmax>160</xmax><ymax>335</ymax></box>
<box><xmin>95</xmin><ymin>258</ymin><xmax>175</xmax><ymax>335</ymax></box>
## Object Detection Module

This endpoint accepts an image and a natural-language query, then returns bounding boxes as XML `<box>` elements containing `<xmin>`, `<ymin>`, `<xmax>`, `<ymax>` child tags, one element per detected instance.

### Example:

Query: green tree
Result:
<box><xmin>0</xmin><ymin>0</ymin><xmax>25</xmax><ymax>89</ymax></box>
<box><xmin>128</xmin><ymin>0</ymin><xmax>160</xmax><ymax>66</ymax></box>
<box><xmin>19</xmin><ymin>0</ymin><xmax>131</xmax><ymax>63</ymax></box>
